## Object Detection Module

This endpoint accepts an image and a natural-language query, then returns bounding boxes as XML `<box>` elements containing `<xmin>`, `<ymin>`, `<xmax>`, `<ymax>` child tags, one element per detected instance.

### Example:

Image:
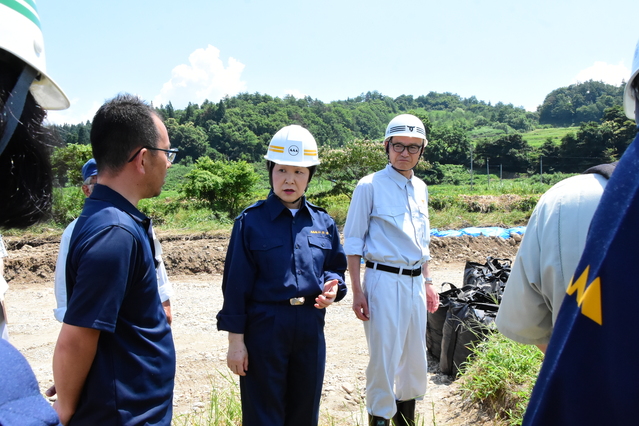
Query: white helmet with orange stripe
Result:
<box><xmin>264</xmin><ymin>125</ymin><xmax>320</xmax><ymax>167</ymax></box>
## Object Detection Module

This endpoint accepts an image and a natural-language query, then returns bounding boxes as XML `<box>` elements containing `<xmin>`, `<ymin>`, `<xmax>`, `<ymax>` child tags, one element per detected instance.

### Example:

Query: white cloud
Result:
<box><xmin>45</xmin><ymin>99</ymin><xmax>101</xmax><ymax>126</ymax></box>
<box><xmin>284</xmin><ymin>89</ymin><xmax>307</xmax><ymax>99</ymax></box>
<box><xmin>153</xmin><ymin>45</ymin><xmax>247</xmax><ymax>109</ymax></box>
<box><xmin>573</xmin><ymin>61</ymin><xmax>631</xmax><ymax>86</ymax></box>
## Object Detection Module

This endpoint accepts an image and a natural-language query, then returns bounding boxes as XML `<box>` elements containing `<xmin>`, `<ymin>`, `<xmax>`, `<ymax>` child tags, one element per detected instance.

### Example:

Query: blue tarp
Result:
<box><xmin>431</xmin><ymin>226</ymin><xmax>526</xmax><ymax>239</ymax></box>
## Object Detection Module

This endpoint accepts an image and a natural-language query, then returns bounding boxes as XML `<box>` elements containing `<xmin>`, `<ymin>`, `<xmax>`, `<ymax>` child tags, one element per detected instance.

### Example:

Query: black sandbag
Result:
<box><xmin>439</xmin><ymin>301</ymin><xmax>498</xmax><ymax>376</ymax></box>
<box><xmin>463</xmin><ymin>260</ymin><xmax>488</xmax><ymax>287</ymax></box>
<box><xmin>463</xmin><ymin>257</ymin><xmax>512</xmax><ymax>301</ymax></box>
<box><xmin>426</xmin><ymin>283</ymin><xmax>459</xmax><ymax>360</ymax></box>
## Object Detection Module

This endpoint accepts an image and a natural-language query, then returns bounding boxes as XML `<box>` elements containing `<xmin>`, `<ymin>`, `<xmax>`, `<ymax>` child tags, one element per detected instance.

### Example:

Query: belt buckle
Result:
<box><xmin>289</xmin><ymin>297</ymin><xmax>305</xmax><ymax>306</ymax></box>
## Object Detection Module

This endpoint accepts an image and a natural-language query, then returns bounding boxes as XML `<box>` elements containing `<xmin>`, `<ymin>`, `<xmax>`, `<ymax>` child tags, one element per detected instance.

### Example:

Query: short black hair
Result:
<box><xmin>90</xmin><ymin>93</ymin><xmax>160</xmax><ymax>173</ymax></box>
<box><xmin>0</xmin><ymin>53</ymin><xmax>54</xmax><ymax>229</ymax></box>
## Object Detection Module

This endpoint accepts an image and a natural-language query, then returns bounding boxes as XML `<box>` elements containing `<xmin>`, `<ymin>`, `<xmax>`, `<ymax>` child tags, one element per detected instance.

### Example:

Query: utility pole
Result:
<box><xmin>540</xmin><ymin>156</ymin><xmax>543</xmax><ymax>184</ymax></box>
<box><xmin>487</xmin><ymin>158</ymin><xmax>490</xmax><ymax>186</ymax></box>
<box><xmin>470</xmin><ymin>149</ymin><xmax>474</xmax><ymax>191</ymax></box>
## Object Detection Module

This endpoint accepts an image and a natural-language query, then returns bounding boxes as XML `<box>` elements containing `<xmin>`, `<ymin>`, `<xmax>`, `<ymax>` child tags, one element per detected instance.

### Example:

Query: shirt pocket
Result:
<box><xmin>250</xmin><ymin>238</ymin><xmax>285</xmax><ymax>278</ymax></box>
<box><xmin>374</xmin><ymin>205</ymin><xmax>405</xmax><ymax>227</ymax></box>
<box><xmin>308</xmin><ymin>234</ymin><xmax>333</xmax><ymax>276</ymax></box>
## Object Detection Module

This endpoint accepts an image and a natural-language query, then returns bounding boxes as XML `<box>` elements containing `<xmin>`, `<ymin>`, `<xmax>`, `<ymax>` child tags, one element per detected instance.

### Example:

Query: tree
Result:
<box><xmin>315</xmin><ymin>140</ymin><xmax>388</xmax><ymax>198</ymax></box>
<box><xmin>50</xmin><ymin>143</ymin><xmax>94</xmax><ymax>187</ymax></box>
<box><xmin>556</xmin><ymin>106</ymin><xmax>636</xmax><ymax>172</ymax></box>
<box><xmin>166</xmin><ymin>121</ymin><xmax>210</xmax><ymax>161</ymax></box>
<box><xmin>425</xmin><ymin>126</ymin><xmax>471</xmax><ymax>165</ymax></box>
<box><xmin>181</xmin><ymin>157</ymin><xmax>259</xmax><ymax>217</ymax></box>
<box><xmin>474</xmin><ymin>134</ymin><xmax>532</xmax><ymax>173</ymax></box>
<box><xmin>538</xmin><ymin>80</ymin><xmax>624</xmax><ymax>126</ymax></box>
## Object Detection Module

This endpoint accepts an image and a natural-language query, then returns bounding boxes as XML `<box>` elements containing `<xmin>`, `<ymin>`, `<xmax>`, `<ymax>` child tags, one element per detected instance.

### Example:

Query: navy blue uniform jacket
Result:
<box><xmin>217</xmin><ymin>193</ymin><xmax>347</xmax><ymax>333</ymax></box>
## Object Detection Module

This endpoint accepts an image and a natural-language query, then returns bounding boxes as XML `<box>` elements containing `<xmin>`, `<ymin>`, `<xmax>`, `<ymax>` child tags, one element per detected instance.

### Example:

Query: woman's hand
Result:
<box><xmin>315</xmin><ymin>279</ymin><xmax>338</xmax><ymax>309</ymax></box>
<box><xmin>227</xmin><ymin>333</ymin><xmax>249</xmax><ymax>376</ymax></box>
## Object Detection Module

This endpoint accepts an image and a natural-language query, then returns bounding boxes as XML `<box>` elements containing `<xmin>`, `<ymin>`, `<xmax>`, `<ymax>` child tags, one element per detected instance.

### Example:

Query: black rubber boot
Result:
<box><xmin>392</xmin><ymin>399</ymin><xmax>416</xmax><ymax>426</ymax></box>
<box><xmin>369</xmin><ymin>413</ymin><xmax>390</xmax><ymax>426</ymax></box>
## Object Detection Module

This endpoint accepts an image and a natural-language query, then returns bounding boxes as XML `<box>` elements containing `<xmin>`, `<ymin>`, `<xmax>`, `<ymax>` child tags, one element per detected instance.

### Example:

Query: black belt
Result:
<box><xmin>366</xmin><ymin>261</ymin><xmax>422</xmax><ymax>277</ymax></box>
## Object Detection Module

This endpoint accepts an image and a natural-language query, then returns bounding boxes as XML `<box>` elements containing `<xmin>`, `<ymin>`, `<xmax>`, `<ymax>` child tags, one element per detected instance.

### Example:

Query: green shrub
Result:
<box><xmin>459</xmin><ymin>332</ymin><xmax>543</xmax><ymax>425</ymax></box>
<box><xmin>138</xmin><ymin>195</ymin><xmax>182</xmax><ymax>225</ymax></box>
<box><xmin>512</xmin><ymin>196</ymin><xmax>540</xmax><ymax>213</ymax></box>
<box><xmin>309</xmin><ymin>193</ymin><xmax>351</xmax><ymax>226</ymax></box>
<box><xmin>422</xmin><ymin>164</ymin><xmax>472</xmax><ymax>185</ymax></box>
<box><xmin>51</xmin><ymin>187</ymin><xmax>85</xmax><ymax>224</ymax></box>
<box><xmin>164</xmin><ymin>163</ymin><xmax>194</xmax><ymax>192</ymax></box>
<box><xmin>531</xmin><ymin>172</ymin><xmax>578</xmax><ymax>187</ymax></box>
<box><xmin>181</xmin><ymin>157</ymin><xmax>260</xmax><ymax>218</ymax></box>
<box><xmin>429</xmin><ymin>194</ymin><xmax>460</xmax><ymax>210</ymax></box>
<box><xmin>51</xmin><ymin>143</ymin><xmax>93</xmax><ymax>187</ymax></box>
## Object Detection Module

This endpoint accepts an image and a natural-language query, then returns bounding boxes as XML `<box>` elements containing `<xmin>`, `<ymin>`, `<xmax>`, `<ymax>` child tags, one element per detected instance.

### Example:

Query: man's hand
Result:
<box><xmin>52</xmin><ymin>324</ymin><xmax>100</xmax><ymax>426</ymax></box>
<box><xmin>227</xmin><ymin>333</ymin><xmax>248</xmax><ymax>376</ymax></box>
<box><xmin>425</xmin><ymin>282</ymin><xmax>439</xmax><ymax>313</ymax></box>
<box><xmin>352</xmin><ymin>291</ymin><xmax>370</xmax><ymax>321</ymax></box>
<box><xmin>45</xmin><ymin>385</ymin><xmax>56</xmax><ymax>397</ymax></box>
<box><xmin>315</xmin><ymin>279</ymin><xmax>338</xmax><ymax>309</ymax></box>
<box><xmin>162</xmin><ymin>300</ymin><xmax>172</xmax><ymax>325</ymax></box>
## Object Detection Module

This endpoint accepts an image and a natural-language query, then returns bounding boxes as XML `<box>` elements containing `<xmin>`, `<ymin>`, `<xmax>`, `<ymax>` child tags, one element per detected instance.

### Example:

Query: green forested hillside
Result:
<box><xmin>538</xmin><ymin>80</ymin><xmax>625</xmax><ymax>127</ymax></box>
<box><xmin>50</xmin><ymin>80</ymin><xmax>636</xmax><ymax>182</ymax></box>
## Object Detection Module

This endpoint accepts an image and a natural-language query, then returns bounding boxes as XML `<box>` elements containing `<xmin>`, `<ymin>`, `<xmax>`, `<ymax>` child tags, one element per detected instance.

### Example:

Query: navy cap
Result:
<box><xmin>81</xmin><ymin>158</ymin><xmax>98</xmax><ymax>181</ymax></box>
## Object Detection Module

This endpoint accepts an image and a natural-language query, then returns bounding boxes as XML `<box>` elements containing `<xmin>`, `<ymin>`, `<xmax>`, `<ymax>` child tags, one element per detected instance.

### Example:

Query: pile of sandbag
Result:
<box><xmin>426</xmin><ymin>257</ymin><xmax>511</xmax><ymax>377</ymax></box>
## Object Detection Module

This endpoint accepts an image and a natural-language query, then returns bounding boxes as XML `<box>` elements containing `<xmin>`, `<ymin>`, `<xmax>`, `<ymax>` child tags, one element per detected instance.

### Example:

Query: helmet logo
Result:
<box><xmin>407</xmin><ymin>126</ymin><xmax>415</xmax><ymax>132</ymax></box>
<box><xmin>288</xmin><ymin>145</ymin><xmax>300</xmax><ymax>156</ymax></box>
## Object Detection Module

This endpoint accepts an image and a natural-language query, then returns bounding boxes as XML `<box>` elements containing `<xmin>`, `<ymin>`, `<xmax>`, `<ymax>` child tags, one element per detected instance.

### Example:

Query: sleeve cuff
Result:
<box><xmin>216</xmin><ymin>313</ymin><xmax>247</xmax><ymax>334</ymax></box>
<box><xmin>344</xmin><ymin>237</ymin><xmax>364</xmax><ymax>256</ymax></box>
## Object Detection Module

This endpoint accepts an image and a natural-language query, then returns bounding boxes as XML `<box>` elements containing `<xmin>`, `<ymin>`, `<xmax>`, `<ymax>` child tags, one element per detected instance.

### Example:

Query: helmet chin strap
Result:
<box><xmin>390</xmin><ymin>164</ymin><xmax>413</xmax><ymax>173</ymax></box>
<box><xmin>273</xmin><ymin>191</ymin><xmax>305</xmax><ymax>207</ymax></box>
<box><xmin>0</xmin><ymin>65</ymin><xmax>37</xmax><ymax>156</ymax></box>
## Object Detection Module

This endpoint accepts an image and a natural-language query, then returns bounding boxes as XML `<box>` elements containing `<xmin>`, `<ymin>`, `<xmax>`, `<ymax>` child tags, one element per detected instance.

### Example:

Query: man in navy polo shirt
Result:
<box><xmin>52</xmin><ymin>94</ymin><xmax>177</xmax><ymax>426</ymax></box>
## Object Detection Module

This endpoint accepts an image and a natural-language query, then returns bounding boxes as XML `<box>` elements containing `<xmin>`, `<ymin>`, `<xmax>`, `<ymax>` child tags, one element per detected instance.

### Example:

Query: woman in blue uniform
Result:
<box><xmin>217</xmin><ymin>125</ymin><xmax>347</xmax><ymax>426</ymax></box>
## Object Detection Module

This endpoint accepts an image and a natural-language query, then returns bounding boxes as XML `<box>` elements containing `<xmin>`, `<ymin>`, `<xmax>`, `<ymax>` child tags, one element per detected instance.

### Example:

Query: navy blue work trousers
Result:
<box><xmin>240</xmin><ymin>302</ymin><xmax>327</xmax><ymax>426</ymax></box>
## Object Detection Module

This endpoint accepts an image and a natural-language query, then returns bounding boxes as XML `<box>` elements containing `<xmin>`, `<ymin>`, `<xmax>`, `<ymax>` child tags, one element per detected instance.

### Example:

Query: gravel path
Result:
<box><xmin>5</xmin><ymin>261</ymin><xmax>495</xmax><ymax>425</ymax></box>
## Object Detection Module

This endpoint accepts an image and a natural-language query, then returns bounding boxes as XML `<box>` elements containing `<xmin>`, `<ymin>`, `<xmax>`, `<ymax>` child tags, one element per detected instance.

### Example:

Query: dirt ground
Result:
<box><xmin>3</xmin><ymin>231</ymin><xmax>520</xmax><ymax>425</ymax></box>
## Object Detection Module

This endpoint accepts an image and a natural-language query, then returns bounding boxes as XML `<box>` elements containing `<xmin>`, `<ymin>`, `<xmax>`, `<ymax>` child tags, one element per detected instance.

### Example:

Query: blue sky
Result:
<box><xmin>37</xmin><ymin>0</ymin><xmax>638</xmax><ymax>125</ymax></box>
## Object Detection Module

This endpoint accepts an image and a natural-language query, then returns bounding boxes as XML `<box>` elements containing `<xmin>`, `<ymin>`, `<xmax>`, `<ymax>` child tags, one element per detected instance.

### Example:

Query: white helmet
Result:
<box><xmin>264</xmin><ymin>125</ymin><xmax>320</xmax><ymax>167</ymax></box>
<box><xmin>0</xmin><ymin>1</ymin><xmax>69</xmax><ymax>110</ymax></box>
<box><xmin>384</xmin><ymin>114</ymin><xmax>428</xmax><ymax>145</ymax></box>
<box><xmin>623</xmin><ymin>38</ymin><xmax>639</xmax><ymax>120</ymax></box>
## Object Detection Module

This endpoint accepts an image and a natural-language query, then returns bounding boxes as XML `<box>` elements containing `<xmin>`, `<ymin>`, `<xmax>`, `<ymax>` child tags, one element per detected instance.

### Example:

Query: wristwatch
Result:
<box><xmin>425</xmin><ymin>277</ymin><xmax>433</xmax><ymax>284</ymax></box>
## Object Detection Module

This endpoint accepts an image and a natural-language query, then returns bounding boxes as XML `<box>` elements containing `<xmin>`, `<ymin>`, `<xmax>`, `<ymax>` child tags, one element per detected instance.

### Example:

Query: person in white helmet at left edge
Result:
<box><xmin>0</xmin><ymin>1</ymin><xmax>69</xmax><ymax>426</ymax></box>
<box><xmin>217</xmin><ymin>124</ymin><xmax>347</xmax><ymax>426</ymax></box>
<box><xmin>0</xmin><ymin>0</ymin><xmax>70</xmax><ymax>229</ymax></box>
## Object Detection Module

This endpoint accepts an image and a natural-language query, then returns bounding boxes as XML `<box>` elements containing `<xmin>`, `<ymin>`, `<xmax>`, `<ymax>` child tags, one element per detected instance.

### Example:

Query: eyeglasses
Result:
<box><xmin>128</xmin><ymin>146</ymin><xmax>179</xmax><ymax>163</ymax></box>
<box><xmin>390</xmin><ymin>142</ymin><xmax>423</xmax><ymax>154</ymax></box>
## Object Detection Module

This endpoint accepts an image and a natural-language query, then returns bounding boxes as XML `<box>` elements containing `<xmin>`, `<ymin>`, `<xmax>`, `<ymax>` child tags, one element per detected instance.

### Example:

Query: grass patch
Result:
<box><xmin>520</xmin><ymin>127</ymin><xmax>578</xmax><ymax>148</ymax></box>
<box><xmin>430</xmin><ymin>205</ymin><xmax>530</xmax><ymax>229</ymax></box>
<box><xmin>458</xmin><ymin>332</ymin><xmax>543</xmax><ymax>426</ymax></box>
<box><xmin>172</xmin><ymin>373</ymin><xmax>242</xmax><ymax>426</ymax></box>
